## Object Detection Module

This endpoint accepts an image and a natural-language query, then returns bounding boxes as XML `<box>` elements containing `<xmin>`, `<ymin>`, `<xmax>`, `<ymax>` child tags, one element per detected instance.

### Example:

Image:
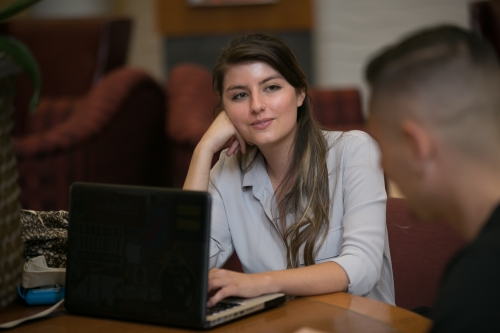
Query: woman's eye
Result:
<box><xmin>232</xmin><ymin>92</ymin><xmax>247</xmax><ymax>100</ymax></box>
<box><xmin>266</xmin><ymin>85</ymin><xmax>280</xmax><ymax>92</ymax></box>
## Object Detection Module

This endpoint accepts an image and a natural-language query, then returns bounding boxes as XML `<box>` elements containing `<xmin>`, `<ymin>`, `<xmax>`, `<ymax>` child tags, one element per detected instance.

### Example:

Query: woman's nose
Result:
<box><xmin>251</xmin><ymin>97</ymin><xmax>266</xmax><ymax>114</ymax></box>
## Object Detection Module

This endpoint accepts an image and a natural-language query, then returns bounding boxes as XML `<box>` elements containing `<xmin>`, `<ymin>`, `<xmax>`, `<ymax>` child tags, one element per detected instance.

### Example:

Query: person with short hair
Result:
<box><xmin>366</xmin><ymin>25</ymin><xmax>500</xmax><ymax>332</ymax></box>
<box><xmin>184</xmin><ymin>33</ymin><xmax>395</xmax><ymax>306</ymax></box>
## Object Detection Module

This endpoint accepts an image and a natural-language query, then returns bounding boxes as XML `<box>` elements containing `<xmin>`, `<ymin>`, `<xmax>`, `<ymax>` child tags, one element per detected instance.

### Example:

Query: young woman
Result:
<box><xmin>183</xmin><ymin>33</ymin><xmax>394</xmax><ymax>306</ymax></box>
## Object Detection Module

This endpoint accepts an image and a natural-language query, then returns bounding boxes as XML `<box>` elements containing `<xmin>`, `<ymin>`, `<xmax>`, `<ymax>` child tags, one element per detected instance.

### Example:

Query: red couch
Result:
<box><xmin>14</xmin><ymin>68</ymin><xmax>170</xmax><ymax>211</ymax></box>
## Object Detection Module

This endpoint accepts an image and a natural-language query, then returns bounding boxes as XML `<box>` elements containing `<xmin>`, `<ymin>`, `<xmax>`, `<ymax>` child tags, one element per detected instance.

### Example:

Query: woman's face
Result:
<box><xmin>222</xmin><ymin>61</ymin><xmax>305</xmax><ymax>151</ymax></box>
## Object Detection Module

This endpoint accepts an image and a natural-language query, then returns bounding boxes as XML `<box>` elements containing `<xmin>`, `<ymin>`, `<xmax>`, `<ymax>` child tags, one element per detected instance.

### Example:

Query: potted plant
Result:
<box><xmin>0</xmin><ymin>0</ymin><xmax>41</xmax><ymax>309</ymax></box>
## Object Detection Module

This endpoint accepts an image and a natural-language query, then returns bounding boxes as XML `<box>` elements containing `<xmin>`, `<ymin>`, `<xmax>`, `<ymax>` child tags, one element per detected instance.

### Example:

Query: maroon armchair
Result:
<box><xmin>309</xmin><ymin>88</ymin><xmax>365</xmax><ymax>132</ymax></box>
<box><xmin>386</xmin><ymin>198</ymin><xmax>465</xmax><ymax>310</ymax></box>
<box><xmin>0</xmin><ymin>17</ymin><xmax>132</xmax><ymax>137</ymax></box>
<box><xmin>14</xmin><ymin>68</ymin><xmax>170</xmax><ymax>211</ymax></box>
<box><xmin>166</xmin><ymin>63</ymin><xmax>217</xmax><ymax>188</ymax></box>
<box><xmin>165</xmin><ymin>62</ymin><xmax>365</xmax><ymax>187</ymax></box>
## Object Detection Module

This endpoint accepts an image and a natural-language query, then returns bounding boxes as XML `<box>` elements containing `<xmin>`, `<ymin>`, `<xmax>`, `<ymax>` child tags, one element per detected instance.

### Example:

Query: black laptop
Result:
<box><xmin>64</xmin><ymin>183</ymin><xmax>285</xmax><ymax>329</ymax></box>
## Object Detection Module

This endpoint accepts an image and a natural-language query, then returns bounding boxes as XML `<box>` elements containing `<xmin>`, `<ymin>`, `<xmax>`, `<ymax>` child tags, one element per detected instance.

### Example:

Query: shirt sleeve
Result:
<box><xmin>329</xmin><ymin>132</ymin><xmax>388</xmax><ymax>296</ymax></box>
<box><xmin>207</xmin><ymin>154</ymin><xmax>234</xmax><ymax>269</ymax></box>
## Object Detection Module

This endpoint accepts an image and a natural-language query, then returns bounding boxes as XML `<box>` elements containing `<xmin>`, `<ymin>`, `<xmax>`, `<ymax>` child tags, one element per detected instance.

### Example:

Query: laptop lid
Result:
<box><xmin>65</xmin><ymin>183</ymin><xmax>211</xmax><ymax>329</ymax></box>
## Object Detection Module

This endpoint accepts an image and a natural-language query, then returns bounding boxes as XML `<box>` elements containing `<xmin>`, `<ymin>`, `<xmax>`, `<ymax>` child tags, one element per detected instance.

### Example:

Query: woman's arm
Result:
<box><xmin>329</xmin><ymin>132</ymin><xmax>388</xmax><ymax>297</ymax></box>
<box><xmin>207</xmin><ymin>262</ymin><xmax>349</xmax><ymax>307</ymax></box>
<box><xmin>183</xmin><ymin>111</ymin><xmax>246</xmax><ymax>191</ymax></box>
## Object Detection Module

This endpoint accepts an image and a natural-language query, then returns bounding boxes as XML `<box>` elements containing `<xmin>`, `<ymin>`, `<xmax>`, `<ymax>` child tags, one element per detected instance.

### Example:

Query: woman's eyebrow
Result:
<box><xmin>225</xmin><ymin>75</ymin><xmax>284</xmax><ymax>92</ymax></box>
<box><xmin>226</xmin><ymin>85</ymin><xmax>246</xmax><ymax>92</ymax></box>
<box><xmin>259</xmin><ymin>75</ymin><xmax>283</xmax><ymax>85</ymax></box>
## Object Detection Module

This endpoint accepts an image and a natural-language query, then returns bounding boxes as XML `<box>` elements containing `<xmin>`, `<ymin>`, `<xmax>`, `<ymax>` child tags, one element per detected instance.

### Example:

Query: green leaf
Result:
<box><xmin>0</xmin><ymin>36</ymin><xmax>41</xmax><ymax>112</ymax></box>
<box><xmin>0</xmin><ymin>0</ymin><xmax>42</xmax><ymax>22</ymax></box>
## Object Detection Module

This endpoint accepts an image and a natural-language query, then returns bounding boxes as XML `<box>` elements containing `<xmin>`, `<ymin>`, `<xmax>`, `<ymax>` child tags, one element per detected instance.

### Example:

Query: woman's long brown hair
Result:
<box><xmin>213</xmin><ymin>33</ymin><xmax>331</xmax><ymax>268</ymax></box>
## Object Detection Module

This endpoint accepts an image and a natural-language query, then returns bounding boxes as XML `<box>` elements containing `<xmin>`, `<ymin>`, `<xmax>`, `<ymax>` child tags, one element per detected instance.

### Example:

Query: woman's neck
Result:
<box><xmin>261</xmin><ymin>143</ymin><xmax>294</xmax><ymax>193</ymax></box>
<box><xmin>258</xmin><ymin>125</ymin><xmax>298</xmax><ymax>193</ymax></box>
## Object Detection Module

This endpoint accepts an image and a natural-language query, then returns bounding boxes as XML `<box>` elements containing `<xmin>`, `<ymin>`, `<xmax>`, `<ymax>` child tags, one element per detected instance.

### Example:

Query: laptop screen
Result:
<box><xmin>65</xmin><ymin>183</ymin><xmax>211</xmax><ymax>328</ymax></box>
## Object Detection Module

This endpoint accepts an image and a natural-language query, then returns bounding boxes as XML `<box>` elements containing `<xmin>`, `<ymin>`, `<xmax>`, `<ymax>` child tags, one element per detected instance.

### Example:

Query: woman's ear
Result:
<box><xmin>296</xmin><ymin>88</ymin><xmax>306</xmax><ymax>107</ymax></box>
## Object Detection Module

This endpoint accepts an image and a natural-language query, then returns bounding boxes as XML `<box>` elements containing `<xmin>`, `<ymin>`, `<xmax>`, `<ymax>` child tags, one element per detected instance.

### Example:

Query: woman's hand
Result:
<box><xmin>206</xmin><ymin>262</ymin><xmax>349</xmax><ymax>307</ymax></box>
<box><xmin>207</xmin><ymin>268</ymin><xmax>272</xmax><ymax>307</ymax></box>
<box><xmin>199</xmin><ymin>111</ymin><xmax>247</xmax><ymax>157</ymax></box>
<box><xmin>183</xmin><ymin>111</ymin><xmax>246</xmax><ymax>191</ymax></box>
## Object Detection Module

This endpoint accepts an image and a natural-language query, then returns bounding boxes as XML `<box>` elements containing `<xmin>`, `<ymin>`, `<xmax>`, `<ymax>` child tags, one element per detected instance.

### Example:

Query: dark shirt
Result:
<box><xmin>430</xmin><ymin>205</ymin><xmax>500</xmax><ymax>332</ymax></box>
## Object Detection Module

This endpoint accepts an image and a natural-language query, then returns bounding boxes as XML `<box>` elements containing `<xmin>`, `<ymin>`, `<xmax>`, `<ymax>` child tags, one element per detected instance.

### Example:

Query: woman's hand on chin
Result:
<box><xmin>199</xmin><ymin>111</ymin><xmax>247</xmax><ymax>156</ymax></box>
<box><xmin>207</xmin><ymin>268</ymin><xmax>274</xmax><ymax>307</ymax></box>
<box><xmin>183</xmin><ymin>111</ymin><xmax>247</xmax><ymax>191</ymax></box>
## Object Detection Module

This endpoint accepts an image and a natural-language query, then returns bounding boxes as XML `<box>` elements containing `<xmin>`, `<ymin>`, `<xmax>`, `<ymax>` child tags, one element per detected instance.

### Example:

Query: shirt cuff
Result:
<box><xmin>331</xmin><ymin>254</ymin><xmax>371</xmax><ymax>296</ymax></box>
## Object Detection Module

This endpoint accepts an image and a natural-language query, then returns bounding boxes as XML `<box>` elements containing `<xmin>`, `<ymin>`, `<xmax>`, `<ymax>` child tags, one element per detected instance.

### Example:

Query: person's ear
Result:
<box><xmin>296</xmin><ymin>88</ymin><xmax>306</xmax><ymax>107</ymax></box>
<box><xmin>401</xmin><ymin>120</ymin><xmax>435</xmax><ymax>176</ymax></box>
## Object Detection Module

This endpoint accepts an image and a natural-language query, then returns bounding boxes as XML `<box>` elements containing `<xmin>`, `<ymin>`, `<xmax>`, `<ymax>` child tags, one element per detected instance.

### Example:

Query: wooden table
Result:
<box><xmin>0</xmin><ymin>293</ymin><xmax>431</xmax><ymax>332</ymax></box>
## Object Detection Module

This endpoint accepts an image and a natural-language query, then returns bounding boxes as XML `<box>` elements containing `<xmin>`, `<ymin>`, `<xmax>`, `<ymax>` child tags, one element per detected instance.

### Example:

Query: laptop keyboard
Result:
<box><xmin>206</xmin><ymin>301</ymin><xmax>242</xmax><ymax>315</ymax></box>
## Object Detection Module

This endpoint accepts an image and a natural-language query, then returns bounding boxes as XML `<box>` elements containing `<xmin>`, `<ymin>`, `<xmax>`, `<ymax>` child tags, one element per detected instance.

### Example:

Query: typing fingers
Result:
<box><xmin>207</xmin><ymin>269</ymin><xmax>266</xmax><ymax>307</ymax></box>
<box><xmin>208</xmin><ymin>269</ymin><xmax>237</xmax><ymax>307</ymax></box>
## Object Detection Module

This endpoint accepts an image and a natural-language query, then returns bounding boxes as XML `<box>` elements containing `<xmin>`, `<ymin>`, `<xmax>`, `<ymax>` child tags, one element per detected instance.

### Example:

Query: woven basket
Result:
<box><xmin>0</xmin><ymin>54</ymin><xmax>24</xmax><ymax>309</ymax></box>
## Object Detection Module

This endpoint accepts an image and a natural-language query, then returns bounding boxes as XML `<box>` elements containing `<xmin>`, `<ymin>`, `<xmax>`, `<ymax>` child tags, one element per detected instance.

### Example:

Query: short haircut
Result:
<box><xmin>365</xmin><ymin>25</ymin><xmax>500</xmax><ymax>154</ymax></box>
<box><xmin>365</xmin><ymin>25</ymin><xmax>499</xmax><ymax>93</ymax></box>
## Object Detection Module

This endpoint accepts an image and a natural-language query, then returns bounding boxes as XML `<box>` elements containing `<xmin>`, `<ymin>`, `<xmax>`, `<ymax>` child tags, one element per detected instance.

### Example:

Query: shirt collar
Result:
<box><xmin>241</xmin><ymin>151</ymin><xmax>274</xmax><ymax>199</ymax></box>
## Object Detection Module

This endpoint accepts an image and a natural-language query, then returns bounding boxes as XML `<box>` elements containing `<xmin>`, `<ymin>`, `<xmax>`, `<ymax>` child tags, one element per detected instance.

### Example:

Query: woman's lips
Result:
<box><xmin>251</xmin><ymin>118</ymin><xmax>273</xmax><ymax>130</ymax></box>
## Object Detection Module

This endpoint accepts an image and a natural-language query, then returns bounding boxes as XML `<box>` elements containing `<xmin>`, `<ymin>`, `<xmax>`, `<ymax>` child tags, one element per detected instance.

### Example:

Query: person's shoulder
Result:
<box><xmin>323</xmin><ymin>130</ymin><xmax>380</xmax><ymax>163</ymax></box>
<box><xmin>466</xmin><ymin>224</ymin><xmax>500</xmax><ymax>263</ymax></box>
<box><xmin>438</xmin><ymin>227</ymin><xmax>500</xmax><ymax>306</ymax></box>
<box><xmin>451</xmin><ymin>237</ymin><xmax>500</xmax><ymax>278</ymax></box>
<box><xmin>323</xmin><ymin>130</ymin><xmax>375</xmax><ymax>148</ymax></box>
<box><xmin>431</xmin><ymin>233</ymin><xmax>500</xmax><ymax>332</ymax></box>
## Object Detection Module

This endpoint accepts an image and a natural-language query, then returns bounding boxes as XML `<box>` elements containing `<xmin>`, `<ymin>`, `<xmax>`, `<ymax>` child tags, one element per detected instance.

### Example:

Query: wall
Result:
<box><xmin>113</xmin><ymin>0</ymin><xmax>165</xmax><ymax>82</ymax></box>
<box><xmin>314</xmin><ymin>0</ymin><xmax>470</xmax><ymax>111</ymax></box>
<box><xmin>29</xmin><ymin>0</ymin><xmax>112</xmax><ymax>18</ymax></box>
<box><xmin>157</xmin><ymin>0</ymin><xmax>313</xmax><ymax>82</ymax></box>
<box><xmin>157</xmin><ymin>0</ymin><xmax>311</xmax><ymax>36</ymax></box>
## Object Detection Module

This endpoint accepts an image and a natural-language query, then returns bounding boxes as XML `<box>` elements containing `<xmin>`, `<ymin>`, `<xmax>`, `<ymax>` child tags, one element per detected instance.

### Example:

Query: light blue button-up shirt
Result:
<box><xmin>208</xmin><ymin>130</ymin><xmax>395</xmax><ymax>305</ymax></box>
